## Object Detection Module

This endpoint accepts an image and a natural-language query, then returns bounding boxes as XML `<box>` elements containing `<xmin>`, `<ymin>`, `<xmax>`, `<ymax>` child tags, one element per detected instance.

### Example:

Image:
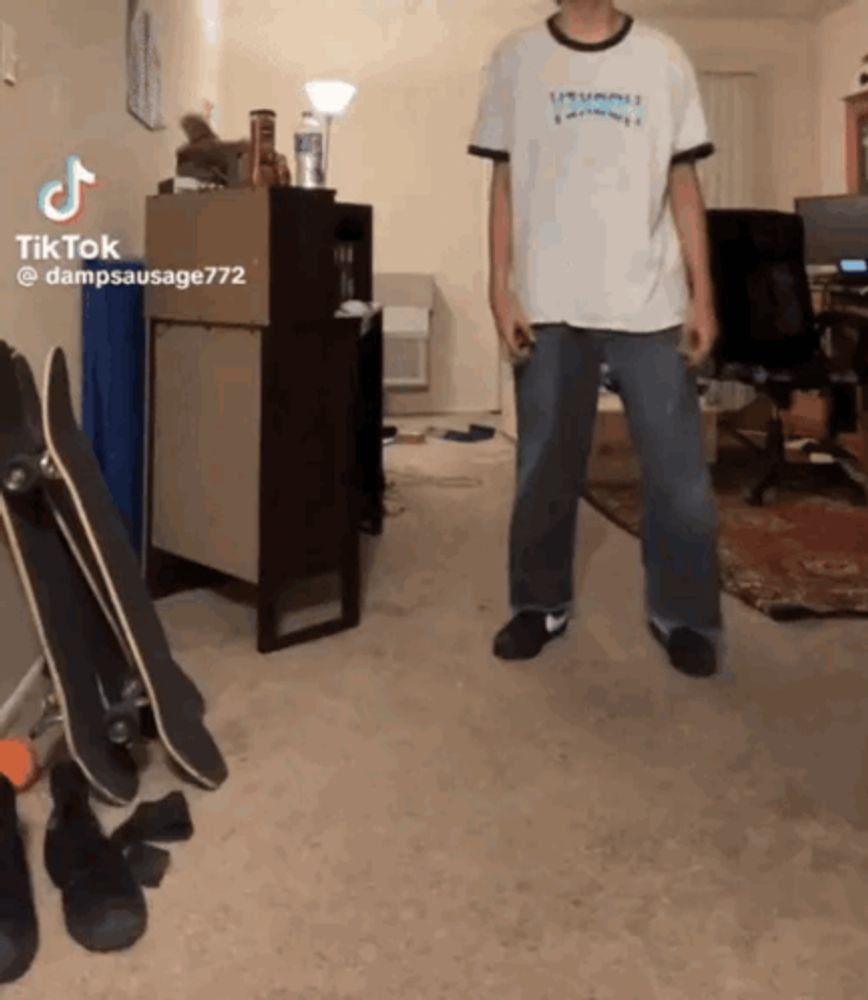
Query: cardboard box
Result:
<box><xmin>782</xmin><ymin>391</ymin><xmax>829</xmax><ymax>440</ymax></box>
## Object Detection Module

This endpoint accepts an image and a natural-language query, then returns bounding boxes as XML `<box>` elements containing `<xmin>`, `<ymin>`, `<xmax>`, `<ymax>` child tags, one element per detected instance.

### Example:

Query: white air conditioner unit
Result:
<box><xmin>374</xmin><ymin>273</ymin><xmax>435</xmax><ymax>390</ymax></box>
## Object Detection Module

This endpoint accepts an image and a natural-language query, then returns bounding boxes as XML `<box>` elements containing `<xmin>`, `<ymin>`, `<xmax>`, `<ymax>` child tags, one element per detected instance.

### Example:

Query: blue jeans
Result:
<box><xmin>509</xmin><ymin>325</ymin><xmax>722</xmax><ymax>642</ymax></box>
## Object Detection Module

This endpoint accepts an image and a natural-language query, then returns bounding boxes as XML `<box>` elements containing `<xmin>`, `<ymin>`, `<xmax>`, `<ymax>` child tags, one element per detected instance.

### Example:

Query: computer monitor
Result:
<box><xmin>795</xmin><ymin>194</ymin><xmax>868</xmax><ymax>267</ymax></box>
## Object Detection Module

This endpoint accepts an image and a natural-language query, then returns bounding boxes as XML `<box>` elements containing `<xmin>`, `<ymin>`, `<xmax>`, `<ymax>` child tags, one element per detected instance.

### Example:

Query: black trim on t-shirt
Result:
<box><xmin>546</xmin><ymin>13</ymin><xmax>634</xmax><ymax>52</ymax></box>
<box><xmin>671</xmin><ymin>142</ymin><xmax>716</xmax><ymax>166</ymax></box>
<box><xmin>468</xmin><ymin>145</ymin><xmax>510</xmax><ymax>163</ymax></box>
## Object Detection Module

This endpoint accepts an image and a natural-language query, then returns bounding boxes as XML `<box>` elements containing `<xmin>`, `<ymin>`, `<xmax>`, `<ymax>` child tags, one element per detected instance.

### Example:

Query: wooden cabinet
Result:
<box><xmin>143</xmin><ymin>188</ymin><xmax>383</xmax><ymax>652</ymax></box>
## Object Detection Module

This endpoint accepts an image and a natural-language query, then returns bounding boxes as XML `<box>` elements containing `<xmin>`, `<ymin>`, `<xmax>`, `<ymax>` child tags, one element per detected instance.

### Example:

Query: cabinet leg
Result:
<box><xmin>255</xmin><ymin>547</ymin><xmax>361</xmax><ymax>654</ymax></box>
<box><xmin>256</xmin><ymin>584</ymin><xmax>281</xmax><ymax>654</ymax></box>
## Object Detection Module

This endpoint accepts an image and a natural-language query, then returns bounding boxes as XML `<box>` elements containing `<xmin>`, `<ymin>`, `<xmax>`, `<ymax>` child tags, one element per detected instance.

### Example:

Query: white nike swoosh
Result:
<box><xmin>546</xmin><ymin>614</ymin><xmax>567</xmax><ymax>633</ymax></box>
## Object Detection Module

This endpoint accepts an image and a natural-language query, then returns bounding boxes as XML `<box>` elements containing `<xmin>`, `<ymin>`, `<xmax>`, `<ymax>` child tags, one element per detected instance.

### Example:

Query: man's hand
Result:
<box><xmin>681</xmin><ymin>296</ymin><xmax>719</xmax><ymax>368</ymax></box>
<box><xmin>491</xmin><ymin>289</ymin><xmax>536</xmax><ymax>362</ymax></box>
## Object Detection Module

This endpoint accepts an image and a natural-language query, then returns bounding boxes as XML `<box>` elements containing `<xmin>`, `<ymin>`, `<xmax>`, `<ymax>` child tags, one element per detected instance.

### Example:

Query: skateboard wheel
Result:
<box><xmin>2</xmin><ymin>457</ymin><xmax>39</xmax><ymax>496</ymax></box>
<box><xmin>38</xmin><ymin>453</ymin><xmax>59</xmax><ymax>479</ymax></box>
<box><xmin>107</xmin><ymin>714</ymin><xmax>139</xmax><ymax>747</ymax></box>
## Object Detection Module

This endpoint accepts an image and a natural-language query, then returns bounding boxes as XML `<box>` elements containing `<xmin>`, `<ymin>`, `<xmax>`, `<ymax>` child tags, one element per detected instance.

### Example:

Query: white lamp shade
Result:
<box><xmin>304</xmin><ymin>80</ymin><xmax>357</xmax><ymax>116</ymax></box>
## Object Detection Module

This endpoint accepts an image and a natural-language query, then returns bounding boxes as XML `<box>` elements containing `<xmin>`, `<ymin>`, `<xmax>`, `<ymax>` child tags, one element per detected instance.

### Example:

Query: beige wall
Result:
<box><xmin>657</xmin><ymin>16</ymin><xmax>819</xmax><ymax>209</ymax></box>
<box><xmin>0</xmin><ymin>0</ymin><xmax>221</xmax><ymax>703</ymax></box>
<box><xmin>817</xmin><ymin>0</ymin><xmax>868</xmax><ymax>194</ymax></box>
<box><xmin>218</xmin><ymin>4</ymin><xmax>819</xmax><ymax>417</ymax></box>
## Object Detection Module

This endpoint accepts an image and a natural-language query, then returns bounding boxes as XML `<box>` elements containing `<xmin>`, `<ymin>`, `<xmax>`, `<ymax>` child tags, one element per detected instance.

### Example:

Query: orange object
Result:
<box><xmin>0</xmin><ymin>739</ymin><xmax>38</xmax><ymax>791</ymax></box>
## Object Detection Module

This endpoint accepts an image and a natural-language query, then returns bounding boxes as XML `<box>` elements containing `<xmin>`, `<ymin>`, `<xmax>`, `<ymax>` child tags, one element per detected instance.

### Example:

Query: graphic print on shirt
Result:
<box><xmin>549</xmin><ymin>91</ymin><xmax>644</xmax><ymax>128</ymax></box>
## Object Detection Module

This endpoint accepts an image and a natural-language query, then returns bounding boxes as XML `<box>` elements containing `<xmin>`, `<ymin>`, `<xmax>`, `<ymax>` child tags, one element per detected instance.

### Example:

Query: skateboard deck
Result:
<box><xmin>11</xmin><ymin>353</ymin><xmax>147</xmax><ymax>747</ymax></box>
<box><xmin>0</xmin><ymin>342</ymin><xmax>137</xmax><ymax>805</ymax></box>
<box><xmin>42</xmin><ymin>347</ymin><xmax>227</xmax><ymax>790</ymax></box>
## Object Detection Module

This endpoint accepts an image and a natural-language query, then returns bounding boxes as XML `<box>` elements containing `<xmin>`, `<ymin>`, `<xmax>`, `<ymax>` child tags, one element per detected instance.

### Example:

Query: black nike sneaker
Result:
<box><xmin>648</xmin><ymin>621</ymin><xmax>717</xmax><ymax>678</ymax></box>
<box><xmin>493</xmin><ymin>610</ymin><xmax>568</xmax><ymax>661</ymax></box>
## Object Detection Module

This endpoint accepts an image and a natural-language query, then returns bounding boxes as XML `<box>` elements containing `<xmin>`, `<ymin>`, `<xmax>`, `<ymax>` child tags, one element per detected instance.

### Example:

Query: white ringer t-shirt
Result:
<box><xmin>469</xmin><ymin>14</ymin><xmax>714</xmax><ymax>333</ymax></box>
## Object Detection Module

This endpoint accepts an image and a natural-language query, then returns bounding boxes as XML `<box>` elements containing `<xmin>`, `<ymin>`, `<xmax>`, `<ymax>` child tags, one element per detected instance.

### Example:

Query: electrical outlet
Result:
<box><xmin>1</xmin><ymin>21</ymin><xmax>18</xmax><ymax>86</ymax></box>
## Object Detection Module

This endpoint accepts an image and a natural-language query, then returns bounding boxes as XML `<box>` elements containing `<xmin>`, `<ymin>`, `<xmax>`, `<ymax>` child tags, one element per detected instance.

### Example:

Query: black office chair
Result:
<box><xmin>706</xmin><ymin>208</ymin><xmax>868</xmax><ymax>506</ymax></box>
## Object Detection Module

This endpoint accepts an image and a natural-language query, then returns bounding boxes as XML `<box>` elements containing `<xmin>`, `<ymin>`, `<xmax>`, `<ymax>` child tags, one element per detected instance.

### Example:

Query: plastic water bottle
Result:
<box><xmin>294</xmin><ymin>112</ymin><xmax>324</xmax><ymax>188</ymax></box>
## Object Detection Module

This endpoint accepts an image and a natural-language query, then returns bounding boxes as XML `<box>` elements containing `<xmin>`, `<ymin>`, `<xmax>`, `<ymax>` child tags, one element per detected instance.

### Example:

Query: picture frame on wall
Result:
<box><xmin>126</xmin><ymin>0</ymin><xmax>165</xmax><ymax>131</ymax></box>
<box><xmin>845</xmin><ymin>91</ymin><xmax>868</xmax><ymax>195</ymax></box>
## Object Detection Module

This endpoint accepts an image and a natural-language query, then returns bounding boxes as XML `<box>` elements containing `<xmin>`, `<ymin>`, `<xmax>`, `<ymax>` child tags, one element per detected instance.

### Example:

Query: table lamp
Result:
<box><xmin>304</xmin><ymin>80</ymin><xmax>357</xmax><ymax>186</ymax></box>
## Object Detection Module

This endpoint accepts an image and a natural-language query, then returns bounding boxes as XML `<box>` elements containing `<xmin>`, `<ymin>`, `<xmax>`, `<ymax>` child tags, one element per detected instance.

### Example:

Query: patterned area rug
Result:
<box><xmin>585</xmin><ymin>432</ymin><xmax>868</xmax><ymax>620</ymax></box>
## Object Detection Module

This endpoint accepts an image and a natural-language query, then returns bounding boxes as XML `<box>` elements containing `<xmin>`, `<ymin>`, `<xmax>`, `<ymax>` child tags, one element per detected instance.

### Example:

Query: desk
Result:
<box><xmin>826</xmin><ymin>285</ymin><xmax>868</xmax><ymax>472</ymax></box>
<box><xmin>809</xmin><ymin>279</ymin><xmax>868</xmax><ymax>472</ymax></box>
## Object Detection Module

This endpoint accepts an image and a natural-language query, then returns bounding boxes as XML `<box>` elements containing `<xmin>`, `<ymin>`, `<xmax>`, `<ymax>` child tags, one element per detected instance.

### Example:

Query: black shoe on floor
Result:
<box><xmin>109</xmin><ymin>791</ymin><xmax>193</xmax><ymax>890</ymax></box>
<box><xmin>493</xmin><ymin>611</ymin><xmax>568</xmax><ymax>661</ymax></box>
<box><xmin>44</xmin><ymin>762</ymin><xmax>146</xmax><ymax>953</ymax></box>
<box><xmin>0</xmin><ymin>776</ymin><xmax>38</xmax><ymax>984</ymax></box>
<box><xmin>649</xmin><ymin>621</ymin><xmax>717</xmax><ymax>678</ymax></box>
<box><xmin>111</xmin><ymin>791</ymin><xmax>194</xmax><ymax>847</ymax></box>
<box><xmin>116</xmin><ymin>842</ymin><xmax>171</xmax><ymax>890</ymax></box>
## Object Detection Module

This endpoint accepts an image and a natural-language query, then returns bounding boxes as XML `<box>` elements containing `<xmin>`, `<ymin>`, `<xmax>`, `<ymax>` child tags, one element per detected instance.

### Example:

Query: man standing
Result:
<box><xmin>469</xmin><ymin>0</ymin><xmax>723</xmax><ymax>676</ymax></box>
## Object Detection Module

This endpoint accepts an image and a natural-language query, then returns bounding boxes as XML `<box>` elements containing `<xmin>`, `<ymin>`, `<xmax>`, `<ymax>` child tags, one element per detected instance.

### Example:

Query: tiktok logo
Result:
<box><xmin>37</xmin><ymin>155</ymin><xmax>97</xmax><ymax>224</ymax></box>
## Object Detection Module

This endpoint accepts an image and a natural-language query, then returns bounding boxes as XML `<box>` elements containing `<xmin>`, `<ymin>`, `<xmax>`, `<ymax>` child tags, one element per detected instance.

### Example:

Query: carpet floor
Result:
<box><xmin>7</xmin><ymin>431</ymin><xmax>868</xmax><ymax>999</ymax></box>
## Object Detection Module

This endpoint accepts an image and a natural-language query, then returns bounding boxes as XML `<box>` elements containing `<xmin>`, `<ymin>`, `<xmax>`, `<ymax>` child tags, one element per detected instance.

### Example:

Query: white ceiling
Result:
<box><xmin>233</xmin><ymin>0</ymin><xmax>853</xmax><ymax>21</ymax></box>
<box><xmin>479</xmin><ymin>0</ymin><xmax>852</xmax><ymax>18</ymax></box>
<box><xmin>626</xmin><ymin>0</ymin><xmax>849</xmax><ymax>17</ymax></box>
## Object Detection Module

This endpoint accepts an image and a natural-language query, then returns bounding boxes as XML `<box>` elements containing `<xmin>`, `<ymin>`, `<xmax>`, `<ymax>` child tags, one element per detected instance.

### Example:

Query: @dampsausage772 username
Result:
<box><xmin>16</xmin><ymin>266</ymin><xmax>249</xmax><ymax>290</ymax></box>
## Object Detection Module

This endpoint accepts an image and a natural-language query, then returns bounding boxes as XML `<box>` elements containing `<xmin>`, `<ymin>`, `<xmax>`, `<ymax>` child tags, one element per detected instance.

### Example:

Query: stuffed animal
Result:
<box><xmin>176</xmin><ymin>112</ymin><xmax>291</xmax><ymax>187</ymax></box>
<box><xmin>175</xmin><ymin>112</ymin><xmax>250</xmax><ymax>186</ymax></box>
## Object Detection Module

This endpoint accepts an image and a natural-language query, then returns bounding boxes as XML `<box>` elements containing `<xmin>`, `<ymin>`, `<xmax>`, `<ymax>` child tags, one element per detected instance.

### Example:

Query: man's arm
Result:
<box><xmin>669</xmin><ymin>160</ymin><xmax>718</xmax><ymax>366</ymax></box>
<box><xmin>489</xmin><ymin>162</ymin><xmax>533</xmax><ymax>358</ymax></box>
<box><xmin>489</xmin><ymin>162</ymin><xmax>512</xmax><ymax>306</ymax></box>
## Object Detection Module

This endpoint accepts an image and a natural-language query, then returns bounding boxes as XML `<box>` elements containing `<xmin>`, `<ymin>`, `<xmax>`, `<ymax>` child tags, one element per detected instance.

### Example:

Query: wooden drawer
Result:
<box><xmin>145</xmin><ymin>189</ymin><xmax>270</xmax><ymax>327</ymax></box>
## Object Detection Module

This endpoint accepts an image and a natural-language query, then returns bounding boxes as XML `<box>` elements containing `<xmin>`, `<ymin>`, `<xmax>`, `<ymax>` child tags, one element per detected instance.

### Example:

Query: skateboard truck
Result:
<box><xmin>29</xmin><ymin>676</ymin><xmax>150</xmax><ymax>751</ymax></box>
<box><xmin>30</xmin><ymin>690</ymin><xmax>62</xmax><ymax>741</ymax></box>
<box><xmin>1</xmin><ymin>449</ymin><xmax>59</xmax><ymax>498</ymax></box>
<box><xmin>102</xmin><ymin>676</ymin><xmax>148</xmax><ymax>748</ymax></box>
<box><xmin>24</xmin><ymin>666</ymin><xmax>148</xmax><ymax>750</ymax></box>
